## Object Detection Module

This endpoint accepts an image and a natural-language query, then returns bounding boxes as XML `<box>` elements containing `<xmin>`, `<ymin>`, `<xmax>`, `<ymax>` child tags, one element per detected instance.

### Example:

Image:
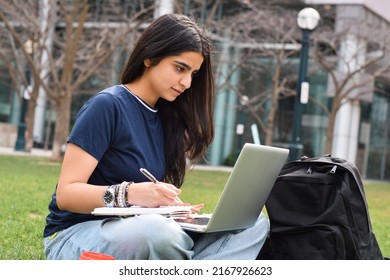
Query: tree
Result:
<box><xmin>0</xmin><ymin>0</ymin><xmax>44</xmax><ymax>153</ymax></box>
<box><xmin>207</xmin><ymin>2</ymin><xmax>301</xmax><ymax>146</ymax></box>
<box><xmin>0</xmin><ymin>0</ymin><xmax>153</xmax><ymax>159</ymax></box>
<box><xmin>311</xmin><ymin>6</ymin><xmax>390</xmax><ymax>154</ymax></box>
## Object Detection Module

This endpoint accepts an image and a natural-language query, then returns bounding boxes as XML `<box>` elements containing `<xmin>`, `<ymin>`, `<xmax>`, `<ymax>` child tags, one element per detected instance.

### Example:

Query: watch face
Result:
<box><xmin>103</xmin><ymin>190</ymin><xmax>114</xmax><ymax>204</ymax></box>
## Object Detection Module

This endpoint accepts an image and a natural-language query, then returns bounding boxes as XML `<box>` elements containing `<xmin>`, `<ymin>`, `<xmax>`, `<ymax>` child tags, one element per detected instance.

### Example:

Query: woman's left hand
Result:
<box><xmin>190</xmin><ymin>203</ymin><xmax>204</xmax><ymax>213</ymax></box>
<box><xmin>175</xmin><ymin>201</ymin><xmax>204</xmax><ymax>213</ymax></box>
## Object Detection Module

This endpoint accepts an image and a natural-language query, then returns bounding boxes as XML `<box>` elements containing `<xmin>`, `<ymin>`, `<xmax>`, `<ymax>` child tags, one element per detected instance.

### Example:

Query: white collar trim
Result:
<box><xmin>121</xmin><ymin>85</ymin><xmax>158</xmax><ymax>113</ymax></box>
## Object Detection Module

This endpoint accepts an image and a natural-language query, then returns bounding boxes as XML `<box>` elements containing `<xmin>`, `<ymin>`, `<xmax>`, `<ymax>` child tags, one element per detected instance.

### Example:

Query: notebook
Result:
<box><xmin>92</xmin><ymin>205</ymin><xmax>192</xmax><ymax>219</ymax></box>
<box><xmin>175</xmin><ymin>143</ymin><xmax>289</xmax><ymax>233</ymax></box>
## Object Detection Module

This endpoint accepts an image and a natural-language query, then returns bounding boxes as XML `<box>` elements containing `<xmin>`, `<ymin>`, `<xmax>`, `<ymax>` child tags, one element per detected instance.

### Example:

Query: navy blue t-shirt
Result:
<box><xmin>44</xmin><ymin>85</ymin><xmax>165</xmax><ymax>237</ymax></box>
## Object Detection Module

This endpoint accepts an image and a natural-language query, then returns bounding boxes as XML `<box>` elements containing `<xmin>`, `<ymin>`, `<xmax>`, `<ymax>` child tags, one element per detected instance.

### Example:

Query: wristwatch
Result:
<box><xmin>103</xmin><ymin>186</ymin><xmax>115</xmax><ymax>207</ymax></box>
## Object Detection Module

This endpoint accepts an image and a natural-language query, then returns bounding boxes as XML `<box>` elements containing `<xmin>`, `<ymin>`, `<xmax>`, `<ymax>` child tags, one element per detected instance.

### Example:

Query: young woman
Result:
<box><xmin>43</xmin><ymin>13</ymin><xmax>269</xmax><ymax>260</ymax></box>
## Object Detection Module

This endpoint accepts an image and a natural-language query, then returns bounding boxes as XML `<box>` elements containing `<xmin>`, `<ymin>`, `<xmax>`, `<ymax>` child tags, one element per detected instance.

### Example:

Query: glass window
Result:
<box><xmin>366</xmin><ymin>84</ymin><xmax>390</xmax><ymax>180</ymax></box>
<box><xmin>0</xmin><ymin>67</ymin><xmax>13</xmax><ymax>122</ymax></box>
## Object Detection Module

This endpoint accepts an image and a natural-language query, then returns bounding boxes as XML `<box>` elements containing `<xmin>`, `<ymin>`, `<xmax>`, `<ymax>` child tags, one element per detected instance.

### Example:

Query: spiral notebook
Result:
<box><xmin>92</xmin><ymin>205</ymin><xmax>192</xmax><ymax>219</ymax></box>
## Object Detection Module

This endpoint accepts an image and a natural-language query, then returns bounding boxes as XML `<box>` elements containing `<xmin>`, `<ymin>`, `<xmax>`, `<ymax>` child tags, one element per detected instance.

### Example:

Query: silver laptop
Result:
<box><xmin>176</xmin><ymin>143</ymin><xmax>289</xmax><ymax>233</ymax></box>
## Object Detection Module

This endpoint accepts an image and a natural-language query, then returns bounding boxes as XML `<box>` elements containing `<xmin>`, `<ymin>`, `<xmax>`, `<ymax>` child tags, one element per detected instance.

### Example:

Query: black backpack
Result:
<box><xmin>258</xmin><ymin>155</ymin><xmax>383</xmax><ymax>260</ymax></box>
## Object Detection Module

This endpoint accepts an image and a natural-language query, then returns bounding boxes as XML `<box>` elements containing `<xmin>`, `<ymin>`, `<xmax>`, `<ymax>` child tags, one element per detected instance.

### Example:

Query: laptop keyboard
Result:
<box><xmin>175</xmin><ymin>217</ymin><xmax>210</xmax><ymax>225</ymax></box>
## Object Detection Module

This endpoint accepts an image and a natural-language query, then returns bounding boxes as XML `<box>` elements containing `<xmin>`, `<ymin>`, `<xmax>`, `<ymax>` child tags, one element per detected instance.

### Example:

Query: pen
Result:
<box><xmin>139</xmin><ymin>168</ymin><xmax>159</xmax><ymax>184</ymax></box>
<box><xmin>139</xmin><ymin>168</ymin><xmax>183</xmax><ymax>203</ymax></box>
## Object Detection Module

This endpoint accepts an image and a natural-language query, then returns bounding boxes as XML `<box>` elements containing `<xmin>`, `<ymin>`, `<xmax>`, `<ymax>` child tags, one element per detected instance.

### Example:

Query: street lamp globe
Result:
<box><xmin>297</xmin><ymin>7</ymin><xmax>320</xmax><ymax>31</ymax></box>
<box><xmin>24</xmin><ymin>39</ymin><xmax>34</xmax><ymax>54</ymax></box>
<box><xmin>240</xmin><ymin>95</ymin><xmax>249</xmax><ymax>106</ymax></box>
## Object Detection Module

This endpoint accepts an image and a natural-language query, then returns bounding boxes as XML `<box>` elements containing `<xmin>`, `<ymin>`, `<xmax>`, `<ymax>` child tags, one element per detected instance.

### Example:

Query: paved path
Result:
<box><xmin>0</xmin><ymin>146</ymin><xmax>53</xmax><ymax>157</ymax></box>
<box><xmin>0</xmin><ymin>146</ymin><xmax>233</xmax><ymax>172</ymax></box>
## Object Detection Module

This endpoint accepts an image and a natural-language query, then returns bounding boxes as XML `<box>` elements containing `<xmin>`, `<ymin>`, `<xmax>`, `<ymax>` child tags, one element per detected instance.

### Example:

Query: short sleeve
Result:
<box><xmin>68</xmin><ymin>93</ymin><xmax>118</xmax><ymax>161</ymax></box>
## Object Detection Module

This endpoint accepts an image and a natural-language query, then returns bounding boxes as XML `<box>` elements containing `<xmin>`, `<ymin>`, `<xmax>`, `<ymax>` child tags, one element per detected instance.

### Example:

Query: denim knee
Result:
<box><xmin>102</xmin><ymin>215</ymin><xmax>194</xmax><ymax>259</ymax></box>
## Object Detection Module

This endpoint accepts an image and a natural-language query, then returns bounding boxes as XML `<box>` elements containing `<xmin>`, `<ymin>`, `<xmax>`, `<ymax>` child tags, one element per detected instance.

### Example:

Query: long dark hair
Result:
<box><xmin>121</xmin><ymin>14</ymin><xmax>215</xmax><ymax>187</ymax></box>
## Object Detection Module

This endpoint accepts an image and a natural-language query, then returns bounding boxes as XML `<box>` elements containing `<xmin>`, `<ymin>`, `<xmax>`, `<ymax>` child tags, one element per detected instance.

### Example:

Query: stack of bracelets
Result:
<box><xmin>108</xmin><ymin>181</ymin><xmax>134</xmax><ymax>207</ymax></box>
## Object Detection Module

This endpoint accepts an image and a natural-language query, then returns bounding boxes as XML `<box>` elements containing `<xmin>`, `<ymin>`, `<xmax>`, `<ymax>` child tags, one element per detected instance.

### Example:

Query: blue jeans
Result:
<box><xmin>44</xmin><ymin>213</ymin><xmax>269</xmax><ymax>260</ymax></box>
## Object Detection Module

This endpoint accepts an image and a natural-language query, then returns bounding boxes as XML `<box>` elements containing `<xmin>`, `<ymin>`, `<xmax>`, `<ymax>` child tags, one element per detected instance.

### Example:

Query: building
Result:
<box><xmin>0</xmin><ymin>0</ymin><xmax>389</xmax><ymax>180</ymax></box>
<box><xmin>303</xmin><ymin>0</ymin><xmax>390</xmax><ymax>179</ymax></box>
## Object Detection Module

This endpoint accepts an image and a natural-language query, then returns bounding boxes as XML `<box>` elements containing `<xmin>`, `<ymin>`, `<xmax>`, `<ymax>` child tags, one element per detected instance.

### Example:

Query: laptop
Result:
<box><xmin>176</xmin><ymin>143</ymin><xmax>289</xmax><ymax>233</ymax></box>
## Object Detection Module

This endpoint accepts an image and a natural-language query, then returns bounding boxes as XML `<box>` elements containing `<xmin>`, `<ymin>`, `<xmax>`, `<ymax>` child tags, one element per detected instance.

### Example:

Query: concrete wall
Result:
<box><xmin>0</xmin><ymin>123</ymin><xmax>17</xmax><ymax>147</ymax></box>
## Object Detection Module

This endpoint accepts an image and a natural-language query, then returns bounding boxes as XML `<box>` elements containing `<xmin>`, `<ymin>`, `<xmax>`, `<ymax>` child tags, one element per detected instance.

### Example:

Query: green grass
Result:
<box><xmin>0</xmin><ymin>155</ymin><xmax>61</xmax><ymax>259</ymax></box>
<box><xmin>0</xmin><ymin>154</ymin><xmax>389</xmax><ymax>259</ymax></box>
<box><xmin>180</xmin><ymin>169</ymin><xmax>231</xmax><ymax>213</ymax></box>
<box><xmin>364</xmin><ymin>182</ymin><xmax>390</xmax><ymax>253</ymax></box>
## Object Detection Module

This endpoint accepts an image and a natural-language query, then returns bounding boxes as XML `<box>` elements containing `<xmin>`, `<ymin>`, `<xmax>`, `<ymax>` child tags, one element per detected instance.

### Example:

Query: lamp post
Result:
<box><xmin>290</xmin><ymin>7</ymin><xmax>320</xmax><ymax>160</ymax></box>
<box><xmin>14</xmin><ymin>40</ymin><xmax>33</xmax><ymax>151</ymax></box>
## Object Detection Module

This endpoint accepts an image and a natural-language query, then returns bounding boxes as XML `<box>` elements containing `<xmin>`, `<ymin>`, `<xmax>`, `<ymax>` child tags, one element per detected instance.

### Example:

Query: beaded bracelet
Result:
<box><xmin>118</xmin><ymin>181</ymin><xmax>126</xmax><ymax>208</ymax></box>
<box><xmin>124</xmin><ymin>181</ymin><xmax>133</xmax><ymax>207</ymax></box>
<box><xmin>110</xmin><ymin>181</ymin><xmax>134</xmax><ymax>207</ymax></box>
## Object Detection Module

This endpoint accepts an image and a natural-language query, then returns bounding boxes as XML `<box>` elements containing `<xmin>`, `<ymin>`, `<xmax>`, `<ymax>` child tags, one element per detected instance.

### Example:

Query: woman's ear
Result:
<box><xmin>144</xmin><ymin>59</ymin><xmax>152</xmax><ymax>68</ymax></box>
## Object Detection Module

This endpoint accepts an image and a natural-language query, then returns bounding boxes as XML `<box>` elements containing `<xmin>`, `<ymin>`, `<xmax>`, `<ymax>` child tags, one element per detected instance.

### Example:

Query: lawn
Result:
<box><xmin>0</xmin><ymin>154</ymin><xmax>389</xmax><ymax>259</ymax></box>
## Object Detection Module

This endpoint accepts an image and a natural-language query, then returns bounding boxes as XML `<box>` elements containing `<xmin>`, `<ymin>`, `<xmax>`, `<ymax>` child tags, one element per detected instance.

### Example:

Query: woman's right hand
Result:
<box><xmin>127</xmin><ymin>182</ymin><xmax>182</xmax><ymax>208</ymax></box>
